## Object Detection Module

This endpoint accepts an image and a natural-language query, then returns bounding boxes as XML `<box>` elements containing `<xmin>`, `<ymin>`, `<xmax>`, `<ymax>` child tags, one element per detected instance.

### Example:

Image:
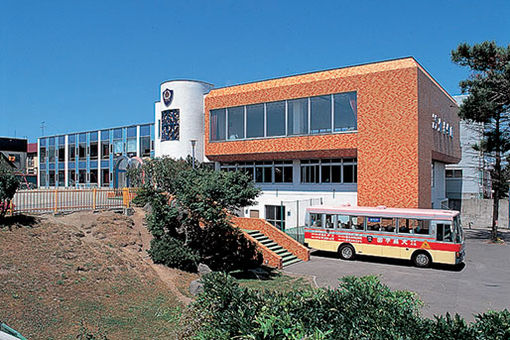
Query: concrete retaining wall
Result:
<box><xmin>461</xmin><ymin>198</ymin><xmax>509</xmax><ymax>229</ymax></box>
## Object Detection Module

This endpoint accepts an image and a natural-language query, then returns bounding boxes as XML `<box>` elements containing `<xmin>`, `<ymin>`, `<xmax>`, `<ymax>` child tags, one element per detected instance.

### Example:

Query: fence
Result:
<box><xmin>8</xmin><ymin>188</ymin><xmax>137</xmax><ymax>215</ymax></box>
<box><xmin>281</xmin><ymin>197</ymin><xmax>323</xmax><ymax>243</ymax></box>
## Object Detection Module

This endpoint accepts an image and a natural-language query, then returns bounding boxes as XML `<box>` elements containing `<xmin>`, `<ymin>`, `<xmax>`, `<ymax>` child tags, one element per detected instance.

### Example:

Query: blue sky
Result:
<box><xmin>1</xmin><ymin>0</ymin><xmax>509</xmax><ymax>142</ymax></box>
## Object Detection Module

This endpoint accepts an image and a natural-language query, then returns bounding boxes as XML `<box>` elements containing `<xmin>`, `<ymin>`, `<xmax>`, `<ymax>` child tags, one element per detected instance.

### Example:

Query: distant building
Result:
<box><xmin>25</xmin><ymin>143</ymin><xmax>38</xmax><ymax>186</ymax></box>
<box><xmin>37</xmin><ymin>123</ymin><xmax>154</xmax><ymax>188</ymax></box>
<box><xmin>446</xmin><ymin>95</ymin><xmax>492</xmax><ymax>210</ymax></box>
<box><xmin>0</xmin><ymin>137</ymin><xmax>27</xmax><ymax>172</ymax></box>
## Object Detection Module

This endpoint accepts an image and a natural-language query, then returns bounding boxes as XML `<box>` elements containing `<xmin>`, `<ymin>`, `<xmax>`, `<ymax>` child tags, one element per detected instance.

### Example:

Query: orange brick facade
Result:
<box><xmin>204</xmin><ymin>58</ymin><xmax>460</xmax><ymax>209</ymax></box>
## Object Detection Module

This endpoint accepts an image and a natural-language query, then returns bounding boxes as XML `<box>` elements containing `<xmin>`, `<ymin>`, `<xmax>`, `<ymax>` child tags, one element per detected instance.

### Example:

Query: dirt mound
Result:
<box><xmin>0</xmin><ymin>209</ymin><xmax>197</xmax><ymax>339</ymax></box>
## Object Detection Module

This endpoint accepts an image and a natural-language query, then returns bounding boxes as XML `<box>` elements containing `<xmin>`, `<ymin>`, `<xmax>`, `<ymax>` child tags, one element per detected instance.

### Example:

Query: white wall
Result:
<box><xmin>154</xmin><ymin>80</ymin><xmax>213</xmax><ymax>162</ymax></box>
<box><xmin>431</xmin><ymin>161</ymin><xmax>446</xmax><ymax>209</ymax></box>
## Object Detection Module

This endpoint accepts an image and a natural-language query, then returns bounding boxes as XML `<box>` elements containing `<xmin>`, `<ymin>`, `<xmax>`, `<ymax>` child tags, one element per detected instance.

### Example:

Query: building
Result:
<box><xmin>25</xmin><ymin>142</ymin><xmax>38</xmax><ymax>187</ymax></box>
<box><xmin>0</xmin><ymin>137</ymin><xmax>27</xmax><ymax>172</ymax></box>
<box><xmin>445</xmin><ymin>95</ymin><xmax>491</xmax><ymax>210</ymax></box>
<box><xmin>37</xmin><ymin>123</ymin><xmax>154</xmax><ymax>188</ymax></box>
<box><xmin>154</xmin><ymin>57</ymin><xmax>461</xmax><ymax>229</ymax></box>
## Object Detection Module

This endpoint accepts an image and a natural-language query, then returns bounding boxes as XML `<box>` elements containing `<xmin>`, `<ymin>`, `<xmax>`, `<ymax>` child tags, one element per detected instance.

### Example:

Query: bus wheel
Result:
<box><xmin>338</xmin><ymin>244</ymin><xmax>355</xmax><ymax>260</ymax></box>
<box><xmin>413</xmin><ymin>251</ymin><xmax>431</xmax><ymax>268</ymax></box>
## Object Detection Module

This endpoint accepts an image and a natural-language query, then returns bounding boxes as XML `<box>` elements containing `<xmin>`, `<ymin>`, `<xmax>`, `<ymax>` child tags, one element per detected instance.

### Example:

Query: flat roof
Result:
<box><xmin>306</xmin><ymin>205</ymin><xmax>459</xmax><ymax>221</ymax></box>
<box><xmin>209</xmin><ymin>56</ymin><xmax>456</xmax><ymax>105</ymax></box>
<box><xmin>38</xmin><ymin>122</ymin><xmax>154</xmax><ymax>140</ymax></box>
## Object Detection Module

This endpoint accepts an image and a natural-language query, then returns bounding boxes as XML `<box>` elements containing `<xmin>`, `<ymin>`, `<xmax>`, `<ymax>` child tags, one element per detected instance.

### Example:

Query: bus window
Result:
<box><xmin>337</xmin><ymin>215</ymin><xmax>351</xmax><ymax>229</ymax></box>
<box><xmin>381</xmin><ymin>218</ymin><xmax>397</xmax><ymax>233</ymax></box>
<box><xmin>352</xmin><ymin>216</ymin><xmax>364</xmax><ymax>230</ymax></box>
<box><xmin>366</xmin><ymin>217</ymin><xmax>382</xmax><ymax>231</ymax></box>
<box><xmin>310</xmin><ymin>213</ymin><xmax>322</xmax><ymax>228</ymax></box>
<box><xmin>398</xmin><ymin>218</ymin><xmax>414</xmax><ymax>234</ymax></box>
<box><xmin>437</xmin><ymin>224</ymin><xmax>453</xmax><ymax>242</ymax></box>
<box><xmin>325</xmin><ymin>214</ymin><xmax>334</xmax><ymax>229</ymax></box>
<box><xmin>415</xmin><ymin>220</ymin><xmax>430</xmax><ymax>235</ymax></box>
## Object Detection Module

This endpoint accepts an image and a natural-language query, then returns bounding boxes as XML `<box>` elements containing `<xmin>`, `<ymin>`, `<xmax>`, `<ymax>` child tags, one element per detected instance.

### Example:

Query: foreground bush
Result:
<box><xmin>182</xmin><ymin>273</ymin><xmax>510</xmax><ymax>340</ymax></box>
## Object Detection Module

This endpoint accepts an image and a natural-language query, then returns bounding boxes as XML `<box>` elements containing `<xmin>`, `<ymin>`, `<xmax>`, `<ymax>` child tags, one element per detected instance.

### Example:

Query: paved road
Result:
<box><xmin>284</xmin><ymin>228</ymin><xmax>510</xmax><ymax>320</ymax></box>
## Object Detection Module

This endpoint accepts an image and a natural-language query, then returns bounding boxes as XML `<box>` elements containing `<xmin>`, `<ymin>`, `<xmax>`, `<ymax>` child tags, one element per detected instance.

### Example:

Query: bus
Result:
<box><xmin>304</xmin><ymin>205</ymin><xmax>464</xmax><ymax>267</ymax></box>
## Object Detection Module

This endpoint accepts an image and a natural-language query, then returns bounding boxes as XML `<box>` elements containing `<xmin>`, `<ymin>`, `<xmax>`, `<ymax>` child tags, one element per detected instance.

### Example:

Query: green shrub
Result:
<box><xmin>473</xmin><ymin>309</ymin><xmax>510</xmax><ymax>340</ymax></box>
<box><xmin>148</xmin><ymin>235</ymin><xmax>199</xmax><ymax>272</ymax></box>
<box><xmin>130</xmin><ymin>185</ymin><xmax>157</xmax><ymax>207</ymax></box>
<box><xmin>0</xmin><ymin>162</ymin><xmax>19</xmax><ymax>219</ymax></box>
<box><xmin>186</xmin><ymin>274</ymin><xmax>510</xmax><ymax>340</ymax></box>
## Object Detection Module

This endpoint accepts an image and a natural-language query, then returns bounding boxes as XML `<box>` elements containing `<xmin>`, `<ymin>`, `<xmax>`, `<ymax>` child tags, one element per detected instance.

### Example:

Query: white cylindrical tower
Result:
<box><xmin>154</xmin><ymin>80</ymin><xmax>213</xmax><ymax>162</ymax></box>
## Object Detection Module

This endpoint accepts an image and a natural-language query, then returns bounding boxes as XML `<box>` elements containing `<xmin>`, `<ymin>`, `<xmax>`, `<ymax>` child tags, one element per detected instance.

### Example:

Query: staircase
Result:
<box><xmin>244</xmin><ymin>229</ymin><xmax>302</xmax><ymax>267</ymax></box>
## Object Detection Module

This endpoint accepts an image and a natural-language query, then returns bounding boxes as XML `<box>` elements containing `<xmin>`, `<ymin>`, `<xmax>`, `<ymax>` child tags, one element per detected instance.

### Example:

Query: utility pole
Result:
<box><xmin>40</xmin><ymin>121</ymin><xmax>46</xmax><ymax>136</ymax></box>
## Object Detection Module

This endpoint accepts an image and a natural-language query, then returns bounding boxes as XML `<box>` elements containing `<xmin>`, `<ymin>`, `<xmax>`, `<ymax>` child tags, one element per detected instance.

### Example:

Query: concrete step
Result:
<box><xmin>283</xmin><ymin>257</ymin><xmax>302</xmax><ymax>267</ymax></box>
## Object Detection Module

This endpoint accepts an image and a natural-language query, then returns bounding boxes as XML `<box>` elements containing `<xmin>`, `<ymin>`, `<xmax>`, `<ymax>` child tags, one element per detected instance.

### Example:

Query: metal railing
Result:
<box><xmin>8</xmin><ymin>188</ymin><xmax>137</xmax><ymax>215</ymax></box>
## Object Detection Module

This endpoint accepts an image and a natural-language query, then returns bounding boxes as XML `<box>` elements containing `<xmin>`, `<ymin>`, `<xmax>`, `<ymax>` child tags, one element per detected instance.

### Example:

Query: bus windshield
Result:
<box><xmin>454</xmin><ymin>216</ymin><xmax>464</xmax><ymax>243</ymax></box>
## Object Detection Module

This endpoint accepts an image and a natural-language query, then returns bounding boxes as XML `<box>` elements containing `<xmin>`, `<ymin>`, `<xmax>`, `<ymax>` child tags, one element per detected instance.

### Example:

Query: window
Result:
<box><xmin>40</xmin><ymin>146</ymin><xmax>46</xmax><ymax>162</ymax></box>
<box><xmin>102</xmin><ymin>169</ymin><xmax>109</xmax><ymax>187</ymax></box>
<box><xmin>48</xmin><ymin>145</ymin><xmax>55</xmax><ymax>163</ymax></box>
<box><xmin>301</xmin><ymin>160</ymin><xmax>320</xmax><ymax>183</ymax></box>
<box><xmin>446</xmin><ymin>169</ymin><xmax>463</xmax><ymax>178</ymax></box>
<box><xmin>49</xmin><ymin>170</ymin><xmax>55</xmax><ymax>186</ymax></box>
<box><xmin>210</xmin><ymin>109</ymin><xmax>226</xmax><ymax>141</ymax></box>
<box><xmin>436</xmin><ymin>223</ymin><xmax>453</xmax><ymax>242</ymax></box>
<box><xmin>90</xmin><ymin>169</ymin><xmax>98</xmax><ymax>186</ymax></box>
<box><xmin>79</xmin><ymin>133</ymin><xmax>86</xmax><ymax>143</ymax></box>
<box><xmin>310</xmin><ymin>95</ymin><xmax>332</xmax><ymax>133</ymax></box>
<box><xmin>367</xmin><ymin>217</ymin><xmax>396</xmax><ymax>232</ymax></box>
<box><xmin>334</xmin><ymin>92</ymin><xmax>357</xmax><ymax>131</ymax></box>
<box><xmin>343</xmin><ymin>158</ymin><xmax>357</xmax><ymax>183</ymax></box>
<box><xmin>101</xmin><ymin>130</ymin><xmax>110</xmax><ymax>141</ymax></box>
<box><xmin>58</xmin><ymin>145</ymin><xmax>65</xmax><ymax>162</ymax></box>
<box><xmin>266</xmin><ymin>101</ymin><xmax>285</xmax><ymax>136</ymax></box>
<box><xmin>113</xmin><ymin>129</ymin><xmax>122</xmax><ymax>139</ymax></box>
<box><xmin>40</xmin><ymin>172</ymin><xmax>46</xmax><ymax>186</ymax></box>
<box><xmin>90</xmin><ymin>131</ymin><xmax>98</xmax><ymax>142</ymax></box>
<box><xmin>127</xmin><ymin>138</ymin><xmax>137</xmax><ymax>157</ymax></box>
<box><xmin>246</xmin><ymin>104</ymin><xmax>264</xmax><ymax>138</ymax></box>
<box><xmin>127</xmin><ymin>126</ymin><xmax>137</xmax><ymax>138</ymax></box>
<box><xmin>227</xmin><ymin>106</ymin><xmax>244</xmax><ymax>140</ymax></box>
<box><xmin>398</xmin><ymin>219</ymin><xmax>430</xmax><ymax>235</ymax></box>
<box><xmin>140</xmin><ymin>124</ymin><xmax>151</xmax><ymax>136</ymax></box>
<box><xmin>265</xmin><ymin>205</ymin><xmax>286</xmax><ymax>230</ymax></box>
<box><xmin>161</xmin><ymin>109</ymin><xmax>180</xmax><ymax>141</ymax></box>
<box><xmin>79</xmin><ymin>144</ymin><xmax>86</xmax><ymax>159</ymax></box>
<box><xmin>68</xmin><ymin>145</ymin><xmax>75</xmax><ymax>161</ymax></box>
<box><xmin>140</xmin><ymin>136</ymin><xmax>151</xmax><ymax>157</ymax></box>
<box><xmin>69</xmin><ymin>170</ymin><xmax>76</xmax><ymax>186</ymax></box>
<box><xmin>78</xmin><ymin>170</ymin><xmax>87</xmax><ymax>184</ymax></box>
<box><xmin>101</xmin><ymin>141</ymin><xmax>109</xmax><ymax>159</ymax></box>
<box><xmin>310</xmin><ymin>213</ymin><xmax>322</xmax><ymax>228</ymax></box>
<box><xmin>113</xmin><ymin>140</ymin><xmax>123</xmax><ymax>156</ymax></box>
<box><xmin>90</xmin><ymin>142</ymin><xmax>98</xmax><ymax>159</ymax></box>
<box><xmin>274</xmin><ymin>161</ymin><xmax>293</xmax><ymax>183</ymax></box>
<box><xmin>254</xmin><ymin>162</ymin><xmax>272</xmax><ymax>183</ymax></box>
<box><xmin>325</xmin><ymin>214</ymin><xmax>334</xmax><ymax>229</ymax></box>
<box><xmin>288</xmin><ymin>98</ymin><xmax>308</xmax><ymax>135</ymax></box>
<box><xmin>58</xmin><ymin>171</ymin><xmax>65</xmax><ymax>186</ymax></box>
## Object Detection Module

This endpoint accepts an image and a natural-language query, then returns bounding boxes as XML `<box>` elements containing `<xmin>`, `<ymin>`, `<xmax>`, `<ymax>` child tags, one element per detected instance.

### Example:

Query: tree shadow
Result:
<box><xmin>230</xmin><ymin>265</ymin><xmax>280</xmax><ymax>281</ymax></box>
<box><xmin>465</xmin><ymin>228</ymin><xmax>510</xmax><ymax>242</ymax></box>
<box><xmin>310</xmin><ymin>250</ymin><xmax>465</xmax><ymax>272</ymax></box>
<box><xmin>0</xmin><ymin>214</ymin><xmax>39</xmax><ymax>229</ymax></box>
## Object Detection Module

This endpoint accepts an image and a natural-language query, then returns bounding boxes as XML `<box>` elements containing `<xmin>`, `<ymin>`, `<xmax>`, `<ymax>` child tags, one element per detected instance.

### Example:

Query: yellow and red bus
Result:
<box><xmin>304</xmin><ymin>205</ymin><xmax>464</xmax><ymax>267</ymax></box>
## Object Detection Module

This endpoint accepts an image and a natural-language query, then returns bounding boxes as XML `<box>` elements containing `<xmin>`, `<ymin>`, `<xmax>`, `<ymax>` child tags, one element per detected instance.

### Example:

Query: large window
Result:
<box><xmin>220</xmin><ymin>160</ymin><xmax>293</xmax><ymax>184</ymax></box>
<box><xmin>266</xmin><ymin>101</ymin><xmax>285</xmax><ymax>136</ymax></box>
<box><xmin>227</xmin><ymin>106</ymin><xmax>245</xmax><ymax>140</ymax></box>
<box><xmin>161</xmin><ymin>109</ymin><xmax>180</xmax><ymax>141</ymax></box>
<box><xmin>301</xmin><ymin>158</ymin><xmax>357</xmax><ymax>184</ymax></box>
<box><xmin>246</xmin><ymin>104</ymin><xmax>264</xmax><ymax>138</ymax></box>
<box><xmin>265</xmin><ymin>205</ymin><xmax>285</xmax><ymax>230</ymax></box>
<box><xmin>101</xmin><ymin>141</ymin><xmax>109</xmax><ymax>159</ymax></box>
<box><xmin>334</xmin><ymin>92</ymin><xmax>357</xmax><ymax>131</ymax></box>
<box><xmin>310</xmin><ymin>95</ymin><xmax>332</xmax><ymax>134</ymax></box>
<box><xmin>288</xmin><ymin>98</ymin><xmax>308</xmax><ymax>135</ymax></box>
<box><xmin>210</xmin><ymin>109</ymin><xmax>226</xmax><ymax>141</ymax></box>
<box><xmin>127</xmin><ymin>138</ymin><xmax>137</xmax><ymax>157</ymax></box>
<box><xmin>210</xmin><ymin>91</ymin><xmax>357</xmax><ymax>141</ymax></box>
<box><xmin>140</xmin><ymin>136</ymin><xmax>151</xmax><ymax>157</ymax></box>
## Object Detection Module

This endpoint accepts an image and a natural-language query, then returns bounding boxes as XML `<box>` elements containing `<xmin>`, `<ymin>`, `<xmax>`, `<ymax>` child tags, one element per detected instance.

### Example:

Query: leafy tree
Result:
<box><xmin>451</xmin><ymin>41</ymin><xmax>510</xmax><ymax>241</ymax></box>
<box><xmin>0</xmin><ymin>161</ymin><xmax>19</xmax><ymax>219</ymax></box>
<box><xmin>132</xmin><ymin>157</ymin><xmax>262</xmax><ymax>272</ymax></box>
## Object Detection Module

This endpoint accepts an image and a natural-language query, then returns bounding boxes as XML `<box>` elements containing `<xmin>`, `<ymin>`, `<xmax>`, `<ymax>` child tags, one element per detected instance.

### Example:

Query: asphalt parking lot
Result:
<box><xmin>284</xmin><ymin>228</ymin><xmax>510</xmax><ymax>320</ymax></box>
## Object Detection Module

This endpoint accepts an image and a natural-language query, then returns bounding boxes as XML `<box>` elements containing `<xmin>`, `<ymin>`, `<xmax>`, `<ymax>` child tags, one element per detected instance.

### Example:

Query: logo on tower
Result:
<box><xmin>163</xmin><ymin>89</ymin><xmax>173</xmax><ymax>107</ymax></box>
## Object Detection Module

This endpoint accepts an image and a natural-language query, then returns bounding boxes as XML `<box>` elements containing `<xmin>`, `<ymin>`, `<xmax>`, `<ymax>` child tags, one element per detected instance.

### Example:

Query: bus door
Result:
<box><xmin>321</xmin><ymin>214</ymin><xmax>337</xmax><ymax>251</ymax></box>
